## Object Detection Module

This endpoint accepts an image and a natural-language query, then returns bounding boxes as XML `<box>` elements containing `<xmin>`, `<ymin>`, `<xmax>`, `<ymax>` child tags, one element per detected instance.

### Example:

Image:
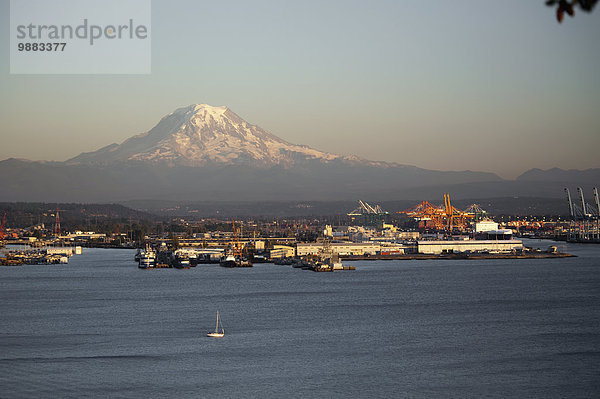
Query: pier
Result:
<box><xmin>0</xmin><ymin>245</ymin><xmax>82</xmax><ymax>266</ymax></box>
<box><xmin>340</xmin><ymin>251</ymin><xmax>575</xmax><ymax>261</ymax></box>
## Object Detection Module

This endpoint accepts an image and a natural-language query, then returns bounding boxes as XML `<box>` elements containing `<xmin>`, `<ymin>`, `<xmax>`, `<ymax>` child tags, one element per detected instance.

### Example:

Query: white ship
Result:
<box><xmin>138</xmin><ymin>245</ymin><xmax>156</xmax><ymax>269</ymax></box>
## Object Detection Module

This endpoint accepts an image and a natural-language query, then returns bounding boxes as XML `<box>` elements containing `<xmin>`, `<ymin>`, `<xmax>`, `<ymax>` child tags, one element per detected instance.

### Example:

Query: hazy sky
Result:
<box><xmin>0</xmin><ymin>0</ymin><xmax>598</xmax><ymax>179</ymax></box>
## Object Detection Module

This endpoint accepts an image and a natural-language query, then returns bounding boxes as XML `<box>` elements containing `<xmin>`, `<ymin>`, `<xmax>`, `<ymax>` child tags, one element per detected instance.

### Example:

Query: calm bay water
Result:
<box><xmin>1</xmin><ymin>241</ymin><xmax>599</xmax><ymax>398</ymax></box>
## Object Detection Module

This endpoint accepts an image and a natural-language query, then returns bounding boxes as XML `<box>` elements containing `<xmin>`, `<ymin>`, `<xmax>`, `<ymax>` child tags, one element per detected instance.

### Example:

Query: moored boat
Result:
<box><xmin>138</xmin><ymin>244</ymin><xmax>156</xmax><ymax>269</ymax></box>
<box><xmin>219</xmin><ymin>219</ymin><xmax>253</xmax><ymax>268</ymax></box>
<box><xmin>219</xmin><ymin>252</ymin><xmax>252</xmax><ymax>268</ymax></box>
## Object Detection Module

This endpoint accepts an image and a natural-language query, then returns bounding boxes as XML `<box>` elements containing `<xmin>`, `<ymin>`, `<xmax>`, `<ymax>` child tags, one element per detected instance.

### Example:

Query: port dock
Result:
<box><xmin>340</xmin><ymin>251</ymin><xmax>575</xmax><ymax>261</ymax></box>
<box><xmin>0</xmin><ymin>246</ymin><xmax>82</xmax><ymax>266</ymax></box>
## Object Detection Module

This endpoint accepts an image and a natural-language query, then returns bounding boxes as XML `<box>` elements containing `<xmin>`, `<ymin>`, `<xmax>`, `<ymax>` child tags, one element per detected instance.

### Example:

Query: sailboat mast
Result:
<box><xmin>215</xmin><ymin>311</ymin><xmax>219</xmax><ymax>332</ymax></box>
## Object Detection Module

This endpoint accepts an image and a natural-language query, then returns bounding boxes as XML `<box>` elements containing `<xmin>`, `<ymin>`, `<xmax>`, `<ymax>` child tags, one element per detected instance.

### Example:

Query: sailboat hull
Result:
<box><xmin>207</xmin><ymin>310</ymin><xmax>225</xmax><ymax>337</ymax></box>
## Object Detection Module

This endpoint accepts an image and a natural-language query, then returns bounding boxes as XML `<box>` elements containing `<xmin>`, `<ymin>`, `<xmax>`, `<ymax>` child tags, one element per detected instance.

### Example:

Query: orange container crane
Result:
<box><xmin>444</xmin><ymin>193</ymin><xmax>475</xmax><ymax>231</ymax></box>
<box><xmin>399</xmin><ymin>194</ymin><xmax>475</xmax><ymax>232</ymax></box>
<box><xmin>399</xmin><ymin>200</ymin><xmax>447</xmax><ymax>230</ymax></box>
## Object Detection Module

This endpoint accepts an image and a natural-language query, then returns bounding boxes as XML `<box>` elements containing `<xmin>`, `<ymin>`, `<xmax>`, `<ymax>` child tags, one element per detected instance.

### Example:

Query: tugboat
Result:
<box><xmin>173</xmin><ymin>250</ymin><xmax>191</xmax><ymax>269</ymax></box>
<box><xmin>219</xmin><ymin>251</ymin><xmax>237</xmax><ymax>268</ymax></box>
<box><xmin>173</xmin><ymin>255</ymin><xmax>190</xmax><ymax>269</ymax></box>
<box><xmin>311</xmin><ymin>239</ymin><xmax>343</xmax><ymax>272</ymax></box>
<box><xmin>219</xmin><ymin>252</ymin><xmax>252</xmax><ymax>268</ymax></box>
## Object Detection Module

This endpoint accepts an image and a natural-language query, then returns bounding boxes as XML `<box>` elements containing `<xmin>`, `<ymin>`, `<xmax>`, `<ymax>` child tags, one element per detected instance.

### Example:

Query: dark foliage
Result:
<box><xmin>546</xmin><ymin>0</ymin><xmax>597</xmax><ymax>22</ymax></box>
<box><xmin>0</xmin><ymin>202</ymin><xmax>157</xmax><ymax>231</ymax></box>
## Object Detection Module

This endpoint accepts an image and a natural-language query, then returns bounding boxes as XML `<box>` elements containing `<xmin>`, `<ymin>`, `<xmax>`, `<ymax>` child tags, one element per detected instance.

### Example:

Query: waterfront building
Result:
<box><xmin>417</xmin><ymin>240</ymin><xmax>523</xmax><ymax>255</ymax></box>
<box><xmin>270</xmin><ymin>245</ymin><xmax>296</xmax><ymax>259</ymax></box>
<box><xmin>296</xmin><ymin>242</ymin><xmax>380</xmax><ymax>257</ymax></box>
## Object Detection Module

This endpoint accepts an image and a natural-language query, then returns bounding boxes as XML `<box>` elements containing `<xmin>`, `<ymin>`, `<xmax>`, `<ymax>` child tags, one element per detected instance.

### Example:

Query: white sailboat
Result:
<box><xmin>207</xmin><ymin>310</ymin><xmax>225</xmax><ymax>337</ymax></box>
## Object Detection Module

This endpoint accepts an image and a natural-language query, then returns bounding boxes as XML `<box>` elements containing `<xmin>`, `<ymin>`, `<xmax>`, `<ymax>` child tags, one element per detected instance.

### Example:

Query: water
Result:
<box><xmin>1</xmin><ymin>241</ymin><xmax>599</xmax><ymax>398</ymax></box>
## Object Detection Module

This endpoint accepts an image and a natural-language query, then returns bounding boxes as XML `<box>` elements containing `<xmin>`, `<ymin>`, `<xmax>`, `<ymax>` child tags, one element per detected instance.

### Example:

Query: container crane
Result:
<box><xmin>399</xmin><ymin>194</ymin><xmax>475</xmax><ymax>232</ymax></box>
<box><xmin>464</xmin><ymin>204</ymin><xmax>486</xmax><ymax>221</ymax></box>
<box><xmin>577</xmin><ymin>187</ymin><xmax>590</xmax><ymax>218</ymax></box>
<box><xmin>565</xmin><ymin>187</ymin><xmax>600</xmax><ymax>242</ymax></box>
<box><xmin>443</xmin><ymin>193</ymin><xmax>475</xmax><ymax>231</ymax></box>
<box><xmin>399</xmin><ymin>200</ymin><xmax>447</xmax><ymax>230</ymax></box>
<box><xmin>594</xmin><ymin>187</ymin><xmax>600</xmax><ymax>217</ymax></box>
<box><xmin>347</xmin><ymin>200</ymin><xmax>388</xmax><ymax>226</ymax></box>
<box><xmin>565</xmin><ymin>188</ymin><xmax>575</xmax><ymax>219</ymax></box>
<box><xmin>348</xmin><ymin>200</ymin><xmax>386</xmax><ymax>216</ymax></box>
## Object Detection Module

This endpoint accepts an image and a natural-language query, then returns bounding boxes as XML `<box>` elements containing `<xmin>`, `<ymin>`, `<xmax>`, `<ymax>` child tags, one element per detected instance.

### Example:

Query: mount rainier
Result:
<box><xmin>0</xmin><ymin>104</ymin><xmax>518</xmax><ymax>202</ymax></box>
<box><xmin>68</xmin><ymin>104</ymin><xmax>386</xmax><ymax>168</ymax></box>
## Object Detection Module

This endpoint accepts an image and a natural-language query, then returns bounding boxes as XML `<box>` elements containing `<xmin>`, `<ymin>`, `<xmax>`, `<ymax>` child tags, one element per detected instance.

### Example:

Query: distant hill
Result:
<box><xmin>517</xmin><ymin>167</ymin><xmax>600</xmax><ymax>184</ymax></box>
<box><xmin>0</xmin><ymin>197</ymin><xmax>571</xmax><ymax>225</ymax></box>
<box><xmin>0</xmin><ymin>202</ymin><xmax>156</xmax><ymax>230</ymax></box>
<box><xmin>121</xmin><ymin>197</ymin><xmax>570</xmax><ymax>218</ymax></box>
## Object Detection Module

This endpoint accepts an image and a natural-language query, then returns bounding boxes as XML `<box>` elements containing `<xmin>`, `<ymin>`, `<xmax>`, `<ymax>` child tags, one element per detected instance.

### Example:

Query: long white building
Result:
<box><xmin>417</xmin><ymin>240</ymin><xmax>523</xmax><ymax>255</ymax></box>
<box><xmin>296</xmin><ymin>242</ymin><xmax>380</xmax><ymax>256</ymax></box>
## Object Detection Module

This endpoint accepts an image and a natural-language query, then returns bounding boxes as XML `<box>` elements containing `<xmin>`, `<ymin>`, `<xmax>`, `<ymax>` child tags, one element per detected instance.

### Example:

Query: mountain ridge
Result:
<box><xmin>517</xmin><ymin>167</ymin><xmax>600</xmax><ymax>183</ymax></box>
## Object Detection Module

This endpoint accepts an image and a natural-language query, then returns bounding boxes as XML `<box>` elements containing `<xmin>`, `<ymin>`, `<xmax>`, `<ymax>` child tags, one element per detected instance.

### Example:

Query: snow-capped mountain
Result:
<box><xmin>0</xmin><ymin>104</ymin><xmax>508</xmax><ymax>202</ymax></box>
<box><xmin>68</xmin><ymin>104</ymin><xmax>381</xmax><ymax>168</ymax></box>
<box><xmin>0</xmin><ymin>103</ymin><xmax>587</xmax><ymax>203</ymax></box>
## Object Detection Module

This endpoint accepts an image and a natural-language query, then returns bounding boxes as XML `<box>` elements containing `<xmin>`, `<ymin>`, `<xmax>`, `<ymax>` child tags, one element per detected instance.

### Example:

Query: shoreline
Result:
<box><xmin>340</xmin><ymin>252</ymin><xmax>576</xmax><ymax>261</ymax></box>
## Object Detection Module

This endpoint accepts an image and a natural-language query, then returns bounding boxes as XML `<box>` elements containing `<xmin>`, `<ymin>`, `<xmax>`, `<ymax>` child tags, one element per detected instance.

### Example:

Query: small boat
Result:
<box><xmin>134</xmin><ymin>248</ymin><xmax>142</xmax><ymax>262</ymax></box>
<box><xmin>219</xmin><ymin>252</ymin><xmax>252</xmax><ymax>268</ymax></box>
<box><xmin>173</xmin><ymin>254</ymin><xmax>190</xmax><ymax>269</ymax></box>
<box><xmin>207</xmin><ymin>310</ymin><xmax>225</xmax><ymax>338</ymax></box>
<box><xmin>219</xmin><ymin>252</ymin><xmax>237</xmax><ymax>268</ymax></box>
